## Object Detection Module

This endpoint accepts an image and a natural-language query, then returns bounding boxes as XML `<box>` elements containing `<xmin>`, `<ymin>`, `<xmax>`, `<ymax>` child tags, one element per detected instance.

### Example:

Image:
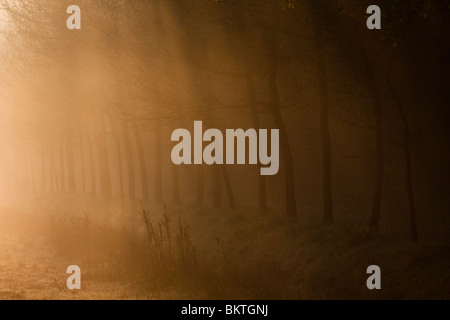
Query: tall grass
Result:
<box><xmin>139</xmin><ymin>207</ymin><xmax>198</xmax><ymax>290</ymax></box>
<box><xmin>40</xmin><ymin>203</ymin><xmax>450</xmax><ymax>299</ymax></box>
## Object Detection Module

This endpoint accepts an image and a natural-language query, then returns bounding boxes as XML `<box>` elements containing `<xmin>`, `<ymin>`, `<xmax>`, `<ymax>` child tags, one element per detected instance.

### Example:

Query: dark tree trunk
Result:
<box><xmin>312</xmin><ymin>17</ymin><xmax>333</xmax><ymax>225</ymax></box>
<box><xmin>212</xmin><ymin>166</ymin><xmax>221</xmax><ymax>208</ymax></box>
<box><xmin>358</xmin><ymin>43</ymin><xmax>384</xmax><ymax>230</ymax></box>
<box><xmin>390</xmin><ymin>83</ymin><xmax>419</xmax><ymax>242</ymax></box>
<box><xmin>404</xmin><ymin>142</ymin><xmax>419</xmax><ymax>242</ymax></box>
<box><xmin>245</xmin><ymin>73</ymin><xmax>267</xmax><ymax>212</ymax></box>
<box><xmin>267</xmin><ymin>34</ymin><xmax>297</xmax><ymax>219</ymax></box>
<box><xmin>370</xmin><ymin>97</ymin><xmax>384</xmax><ymax>230</ymax></box>
<box><xmin>221</xmin><ymin>166</ymin><xmax>236</xmax><ymax>209</ymax></box>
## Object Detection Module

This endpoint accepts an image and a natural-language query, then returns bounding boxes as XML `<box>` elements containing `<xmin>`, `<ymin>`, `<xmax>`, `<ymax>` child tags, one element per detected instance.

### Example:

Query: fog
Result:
<box><xmin>0</xmin><ymin>0</ymin><xmax>448</xmax><ymax>299</ymax></box>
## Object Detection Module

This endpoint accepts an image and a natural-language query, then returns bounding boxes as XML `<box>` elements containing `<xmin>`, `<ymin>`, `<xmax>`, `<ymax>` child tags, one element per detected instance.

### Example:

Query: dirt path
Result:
<box><xmin>0</xmin><ymin>232</ymin><xmax>146</xmax><ymax>300</ymax></box>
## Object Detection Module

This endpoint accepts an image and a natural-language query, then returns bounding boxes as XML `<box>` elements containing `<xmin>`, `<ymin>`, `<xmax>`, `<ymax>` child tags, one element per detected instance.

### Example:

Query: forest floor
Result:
<box><xmin>0</xmin><ymin>194</ymin><xmax>449</xmax><ymax>300</ymax></box>
<box><xmin>0</xmin><ymin>231</ymin><xmax>152</xmax><ymax>300</ymax></box>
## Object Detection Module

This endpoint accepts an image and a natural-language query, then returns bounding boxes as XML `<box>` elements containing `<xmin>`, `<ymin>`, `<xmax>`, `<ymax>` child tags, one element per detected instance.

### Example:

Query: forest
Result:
<box><xmin>0</xmin><ymin>0</ymin><xmax>448</xmax><ymax>299</ymax></box>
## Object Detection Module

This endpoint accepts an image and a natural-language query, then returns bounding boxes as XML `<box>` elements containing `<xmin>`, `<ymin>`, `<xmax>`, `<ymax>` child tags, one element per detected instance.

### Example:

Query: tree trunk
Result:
<box><xmin>390</xmin><ymin>83</ymin><xmax>419</xmax><ymax>242</ymax></box>
<box><xmin>123</xmin><ymin>125</ymin><xmax>136</xmax><ymax>199</ymax></box>
<box><xmin>212</xmin><ymin>166</ymin><xmax>221</xmax><ymax>208</ymax></box>
<box><xmin>96</xmin><ymin>115</ymin><xmax>112</xmax><ymax>197</ymax></box>
<box><xmin>154</xmin><ymin>124</ymin><xmax>163</xmax><ymax>204</ymax></box>
<box><xmin>79</xmin><ymin>126</ymin><xmax>86</xmax><ymax>193</ymax></box>
<box><xmin>196</xmin><ymin>166</ymin><xmax>204</xmax><ymax>205</ymax></box>
<box><xmin>358</xmin><ymin>42</ymin><xmax>384</xmax><ymax>230</ymax></box>
<box><xmin>404</xmin><ymin>142</ymin><xmax>419</xmax><ymax>242</ymax></box>
<box><xmin>370</xmin><ymin>95</ymin><xmax>384</xmax><ymax>230</ymax></box>
<box><xmin>85</xmin><ymin>127</ymin><xmax>96</xmax><ymax>195</ymax></box>
<box><xmin>113</xmin><ymin>126</ymin><xmax>125</xmax><ymax>198</ymax></box>
<box><xmin>66</xmin><ymin>137</ymin><xmax>76</xmax><ymax>193</ymax></box>
<box><xmin>221</xmin><ymin>166</ymin><xmax>236</xmax><ymax>209</ymax></box>
<box><xmin>312</xmin><ymin>17</ymin><xmax>333</xmax><ymax>225</ymax></box>
<box><xmin>50</xmin><ymin>146</ymin><xmax>58</xmax><ymax>193</ymax></box>
<box><xmin>172</xmin><ymin>164</ymin><xmax>181</xmax><ymax>205</ymax></box>
<box><xmin>59</xmin><ymin>140</ymin><xmax>66</xmax><ymax>193</ymax></box>
<box><xmin>245</xmin><ymin>73</ymin><xmax>267</xmax><ymax>212</ymax></box>
<box><xmin>267</xmin><ymin>34</ymin><xmax>297</xmax><ymax>219</ymax></box>
<box><xmin>133</xmin><ymin>127</ymin><xmax>150</xmax><ymax>203</ymax></box>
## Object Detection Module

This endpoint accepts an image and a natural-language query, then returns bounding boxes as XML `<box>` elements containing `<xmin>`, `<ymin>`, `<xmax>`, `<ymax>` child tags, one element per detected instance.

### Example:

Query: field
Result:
<box><xmin>0</xmin><ymin>194</ymin><xmax>448</xmax><ymax>300</ymax></box>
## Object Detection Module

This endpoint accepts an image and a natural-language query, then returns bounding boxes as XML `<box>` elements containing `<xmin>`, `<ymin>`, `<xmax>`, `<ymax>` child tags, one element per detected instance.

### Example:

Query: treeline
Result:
<box><xmin>0</xmin><ymin>0</ymin><xmax>448</xmax><ymax>242</ymax></box>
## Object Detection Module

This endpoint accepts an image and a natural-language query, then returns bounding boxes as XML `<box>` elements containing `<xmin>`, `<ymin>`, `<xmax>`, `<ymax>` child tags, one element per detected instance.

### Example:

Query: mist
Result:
<box><xmin>0</xmin><ymin>0</ymin><xmax>448</xmax><ymax>300</ymax></box>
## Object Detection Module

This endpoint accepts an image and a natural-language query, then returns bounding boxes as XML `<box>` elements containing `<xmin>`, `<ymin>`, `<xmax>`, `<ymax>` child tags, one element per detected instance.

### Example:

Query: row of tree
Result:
<box><xmin>0</xmin><ymin>0</ymin><xmax>448</xmax><ymax>242</ymax></box>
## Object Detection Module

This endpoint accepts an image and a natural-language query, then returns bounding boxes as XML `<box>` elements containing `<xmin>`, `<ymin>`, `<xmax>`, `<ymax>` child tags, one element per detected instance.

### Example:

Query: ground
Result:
<box><xmin>0</xmin><ymin>194</ymin><xmax>449</xmax><ymax>300</ymax></box>
<box><xmin>0</xmin><ymin>231</ymin><xmax>151</xmax><ymax>300</ymax></box>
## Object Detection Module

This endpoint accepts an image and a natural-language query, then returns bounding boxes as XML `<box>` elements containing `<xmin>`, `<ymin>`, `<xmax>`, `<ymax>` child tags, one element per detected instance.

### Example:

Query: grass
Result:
<box><xmin>0</xmin><ymin>193</ymin><xmax>448</xmax><ymax>299</ymax></box>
